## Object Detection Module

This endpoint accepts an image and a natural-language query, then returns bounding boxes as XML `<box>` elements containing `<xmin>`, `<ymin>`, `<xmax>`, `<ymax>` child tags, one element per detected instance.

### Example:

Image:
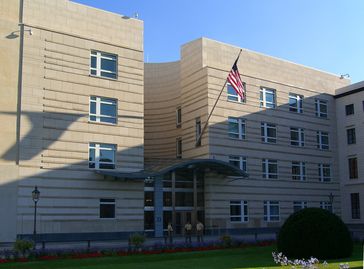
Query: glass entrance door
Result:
<box><xmin>175</xmin><ymin>211</ymin><xmax>192</xmax><ymax>235</ymax></box>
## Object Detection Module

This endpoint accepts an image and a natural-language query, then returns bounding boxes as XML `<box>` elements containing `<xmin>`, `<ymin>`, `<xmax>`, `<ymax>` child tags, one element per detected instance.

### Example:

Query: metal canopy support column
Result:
<box><xmin>154</xmin><ymin>175</ymin><xmax>164</xmax><ymax>237</ymax></box>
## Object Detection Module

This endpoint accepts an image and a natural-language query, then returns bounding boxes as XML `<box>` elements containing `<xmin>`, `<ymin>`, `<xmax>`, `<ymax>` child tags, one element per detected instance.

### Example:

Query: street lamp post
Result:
<box><xmin>328</xmin><ymin>192</ymin><xmax>334</xmax><ymax>213</ymax></box>
<box><xmin>32</xmin><ymin>186</ymin><xmax>40</xmax><ymax>249</ymax></box>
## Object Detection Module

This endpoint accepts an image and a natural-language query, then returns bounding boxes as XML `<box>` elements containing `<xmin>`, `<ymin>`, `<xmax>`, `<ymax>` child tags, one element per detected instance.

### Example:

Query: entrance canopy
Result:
<box><xmin>95</xmin><ymin>159</ymin><xmax>248</xmax><ymax>181</ymax></box>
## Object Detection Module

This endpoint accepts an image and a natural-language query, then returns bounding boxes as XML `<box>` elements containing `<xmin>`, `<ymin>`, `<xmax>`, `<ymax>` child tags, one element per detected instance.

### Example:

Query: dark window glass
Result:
<box><xmin>175</xmin><ymin>192</ymin><xmax>193</xmax><ymax>207</ymax></box>
<box><xmin>351</xmin><ymin>193</ymin><xmax>360</xmax><ymax>219</ymax></box>
<box><xmin>163</xmin><ymin>192</ymin><xmax>172</xmax><ymax>207</ymax></box>
<box><xmin>101</xmin><ymin>71</ymin><xmax>117</xmax><ymax>79</ymax></box>
<box><xmin>100</xmin><ymin>199</ymin><xmax>115</xmax><ymax>218</ymax></box>
<box><xmin>348</xmin><ymin>158</ymin><xmax>358</xmax><ymax>179</ymax></box>
<box><xmin>144</xmin><ymin>211</ymin><xmax>154</xmax><ymax>230</ymax></box>
<box><xmin>144</xmin><ymin>191</ymin><xmax>154</xmax><ymax>207</ymax></box>
<box><xmin>91</xmin><ymin>56</ymin><xmax>97</xmax><ymax>68</ymax></box>
<box><xmin>347</xmin><ymin>128</ymin><xmax>356</xmax><ymax>144</ymax></box>
<box><xmin>345</xmin><ymin>104</ymin><xmax>354</xmax><ymax>115</ymax></box>
<box><xmin>101</xmin><ymin>58</ymin><xmax>117</xmax><ymax>73</ymax></box>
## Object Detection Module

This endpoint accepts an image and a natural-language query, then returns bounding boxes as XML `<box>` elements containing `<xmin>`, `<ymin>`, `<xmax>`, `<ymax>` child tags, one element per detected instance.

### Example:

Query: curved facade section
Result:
<box><xmin>144</xmin><ymin>62</ymin><xmax>182</xmax><ymax>159</ymax></box>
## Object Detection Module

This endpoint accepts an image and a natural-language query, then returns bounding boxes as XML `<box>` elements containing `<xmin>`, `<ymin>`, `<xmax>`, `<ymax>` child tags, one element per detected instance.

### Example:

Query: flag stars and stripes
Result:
<box><xmin>227</xmin><ymin>59</ymin><xmax>245</xmax><ymax>100</ymax></box>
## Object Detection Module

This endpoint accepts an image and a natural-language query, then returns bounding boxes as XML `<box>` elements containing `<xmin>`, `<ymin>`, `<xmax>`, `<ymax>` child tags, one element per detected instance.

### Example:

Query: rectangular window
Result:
<box><xmin>316</xmin><ymin>131</ymin><xmax>329</xmax><ymax>150</ymax></box>
<box><xmin>90</xmin><ymin>51</ymin><xmax>117</xmax><ymax>79</ymax></box>
<box><xmin>262</xmin><ymin>159</ymin><xmax>278</xmax><ymax>179</ymax></box>
<box><xmin>176</xmin><ymin>107</ymin><xmax>182</xmax><ymax>127</ymax></box>
<box><xmin>229</xmin><ymin>156</ymin><xmax>247</xmax><ymax>172</ymax></box>
<box><xmin>347</xmin><ymin>128</ymin><xmax>356</xmax><ymax>145</ymax></box>
<box><xmin>318</xmin><ymin>164</ymin><xmax>331</xmax><ymax>182</ymax></box>
<box><xmin>230</xmin><ymin>200</ymin><xmax>248</xmax><ymax>222</ymax></box>
<box><xmin>227</xmin><ymin>83</ymin><xmax>246</xmax><ymax>103</ymax></box>
<box><xmin>289</xmin><ymin>93</ymin><xmax>303</xmax><ymax>113</ymax></box>
<box><xmin>315</xmin><ymin>99</ymin><xmax>328</xmax><ymax>118</ymax></box>
<box><xmin>348</xmin><ymin>157</ymin><xmax>358</xmax><ymax>179</ymax></box>
<box><xmin>261</xmin><ymin>122</ymin><xmax>277</xmax><ymax>143</ymax></box>
<box><xmin>144</xmin><ymin>211</ymin><xmax>155</xmax><ymax>231</ymax></box>
<box><xmin>89</xmin><ymin>96</ymin><xmax>117</xmax><ymax>124</ymax></box>
<box><xmin>293</xmin><ymin>201</ymin><xmax>307</xmax><ymax>212</ymax></box>
<box><xmin>290</xmin><ymin>127</ymin><xmax>305</xmax><ymax>147</ymax></box>
<box><xmin>89</xmin><ymin>143</ymin><xmax>116</xmax><ymax>169</ymax></box>
<box><xmin>320</xmin><ymin>201</ymin><xmax>332</xmax><ymax>212</ymax></box>
<box><xmin>351</xmin><ymin>193</ymin><xmax>361</xmax><ymax>219</ymax></box>
<box><xmin>292</xmin><ymin>161</ymin><xmax>306</xmax><ymax>181</ymax></box>
<box><xmin>195</xmin><ymin>117</ymin><xmax>201</xmax><ymax>147</ymax></box>
<box><xmin>100</xmin><ymin>198</ymin><xmax>115</xmax><ymax>218</ymax></box>
<box><xmin>345</xmin><ymin>104</ymin><xmax>354</xmax><ymax>115</ymax></box>
<box><xmin>260</xmin><ymin>87</ymin><xmax>276</xmax><ymax>108</ymax></box>
<box><xmin>228</xmin><ymin>117</ymin><xmax>246</xmax><ymax>139</ymax></box>
<box><xmin>176</xmin><ymin>137</ymin><xmax>182</xmax><ymax>159</ymax></box>
<box><xmin>264</xmin><ymin>201</ymin><xmax>280</xmax><ymax>221</ymax></box>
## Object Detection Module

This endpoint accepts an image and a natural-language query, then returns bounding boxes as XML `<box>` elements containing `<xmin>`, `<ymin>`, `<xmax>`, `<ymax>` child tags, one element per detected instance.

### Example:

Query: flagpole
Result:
<box><xmin>196</xmin><ymin>49</ymin><xmax>243</xmax><ymax>147</ymax></box>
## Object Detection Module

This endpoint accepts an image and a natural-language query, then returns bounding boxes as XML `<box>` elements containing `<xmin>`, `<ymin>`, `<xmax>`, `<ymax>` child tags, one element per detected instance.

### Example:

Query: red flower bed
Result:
<box><xmin>0</xmin><ymin>259</ymin><xmax>9</xmax><ymax>264</ymax></box>
<box><xmin>71</xmin><ymin>252</ymin><xmax>103</xmax><ymax>259</ymax></box>
<box><xmin>39</xmin><ymin>255</ymin><xmax>59</xmax><ymax>261</ymax></box>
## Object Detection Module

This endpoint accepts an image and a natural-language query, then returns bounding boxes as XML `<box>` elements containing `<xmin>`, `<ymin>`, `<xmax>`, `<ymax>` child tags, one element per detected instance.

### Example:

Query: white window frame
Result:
<box><xmin>264</xmin><ymin>201</ymin><xmax>280</xmax><ymax>222</ymax></box>
<box><xmin>292</xmin><ymin>161</ymin><xmax>306</xmax><ymax>181</ymax></box>
<box><xmin>89</xmin><ymin>143</ymin><xmax>116</xmax><ymax>169</ymax></box>
<box><xmin>229</xmin><ymin>156</ymin><xmax>247</xmax><ymax>172</ymax></box>
<box><xmin>176</xmin><ymin>137</ymin><xmax>182</xmax><ymax>159</ymax></box>
<box><xmin>293</xmin><ymin>201</ymin><xmax>307</xmax><ymax>212</ymax></box>
<box><xmin>315</xmin><ymin>99</ymin><xmax>328</xmax><ymax>118</ymax></box>
<box><xmin>261</xmin><ymin>122</ymin><xmax>277</xmax><ymax>143</ymax></box>
<box><xmin>289</xmin><ymin>93</ymin><xmax>303</xmax><ymax>113</ymax></box>
<box><xmin>290</xmin><ymin>127</ymin><xmax>305</xmax><ymax>147</ymax></box>
<box><xmin>230</xmin><ymin>200</ymin><xmax>248</xmax><ymax>222</ymax></box>
<box><xmin>260</xmin><ymin>87</ymin><xmax>276</xmax><ymax>108</ymax></box>
<box><xmin>228</xmin><ymin>117</ymin><xmax>246</xmax><ymax>140</ymax></box>
<box><xmin>262</xmin><ymin>159</ymin><xmax>278</xmax><ymax>179</ymax></box>
<box><xmin>317</xmin><ymin>131</ymin><xmax>329</xmax><ymax>150</ymax></box>
<box><xmin>176</xmin><ymin>107</ymin><xmax>182</xmax><ymax>127</ymax></box>
<box><xmin>318</xmin><ymin>163</ymin><xmax>331</xmax><ymax>182</ymax></box>
<box><xmin>227</xmin><ymin>83</ymin><xmax>246</xmax><ymax>103</ymax></box>
<box><xmin>89</xmin><ymin>96</ymin><xmax>117</xmax><ymax>124</ymax></box>
<box><xmin>99</xmin><ymin>198</ymin><xmax>116</xmax><ymax>219</ymax></box>
<box><xmin>90</xmin><ymin>50</ymin><xmax>118</xmax><ymax>79</ymax></box>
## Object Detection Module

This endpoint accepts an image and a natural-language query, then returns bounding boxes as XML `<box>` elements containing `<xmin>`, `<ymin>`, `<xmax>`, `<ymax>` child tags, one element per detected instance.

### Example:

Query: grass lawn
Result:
<box><xmin>0</xmin><ymin>244</ymin><xmax>362</xmax><ymax>269</ymax></box>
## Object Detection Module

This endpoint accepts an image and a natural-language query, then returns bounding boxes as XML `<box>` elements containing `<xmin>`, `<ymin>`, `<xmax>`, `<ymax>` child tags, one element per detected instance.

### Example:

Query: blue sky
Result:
<box><xmin>73</xmin><ymin>0</ymin><xmax>363</xmax><ymax>83</ymax></box>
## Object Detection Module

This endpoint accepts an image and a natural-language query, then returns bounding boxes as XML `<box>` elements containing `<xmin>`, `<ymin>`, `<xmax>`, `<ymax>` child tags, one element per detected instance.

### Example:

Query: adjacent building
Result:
<box><xmin>335</xmin><ymin>81</ymin><xmax>364</xmax><ymax>234</ymax></box>
<box><xmin>0</xmin><ymin>0</ymin><xmax>362</xmax><ymax>243</ymax></box>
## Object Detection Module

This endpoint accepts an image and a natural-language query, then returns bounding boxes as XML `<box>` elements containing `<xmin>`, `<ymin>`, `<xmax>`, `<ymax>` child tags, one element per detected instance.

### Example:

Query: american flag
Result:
<box><xmin>227</xmin><ymin>59</ymin><xmax>245</xmax><ymax>100</ymax></box>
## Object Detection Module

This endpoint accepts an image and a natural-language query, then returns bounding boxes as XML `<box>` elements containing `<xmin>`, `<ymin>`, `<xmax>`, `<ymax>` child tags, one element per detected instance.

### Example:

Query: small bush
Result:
<box><xmin>13</xmin><ymin>240</ymin><xmax>34</xmax><ymax>255</ymax></box>
<box><xmin>219</xmin><ymin>235</ymin><xmax>232</xmax><ymax>248</ymax></box>
<box><xmin>129</xmin><ymin>233</ymin><xmax>146</xmax><ymax>248</ymax></box>
<box><xmin>277</xmin><ymin>208</ymin><xmax>353</xmax><ymax>259</ymax></box>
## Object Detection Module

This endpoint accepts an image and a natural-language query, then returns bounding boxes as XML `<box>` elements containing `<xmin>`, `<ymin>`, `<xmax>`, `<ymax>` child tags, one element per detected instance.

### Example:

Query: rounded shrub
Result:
<box><xmin>277</xmin><ymin>208</ymin><xmax>353</xmax><ymax>259</ymax></box>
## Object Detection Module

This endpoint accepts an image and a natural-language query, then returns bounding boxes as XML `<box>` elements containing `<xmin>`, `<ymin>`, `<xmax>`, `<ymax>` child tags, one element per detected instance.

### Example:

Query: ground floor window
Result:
<box><xmin>293</xmin><ymin>201</ymin><xmax>307</xmax><ymax>212</ymax></box>
<box><xmin>99</xmin><ymin>199</ymin><xmax>115</xmax><ymax>218</ymax></box>
<box><xmin>351</xmin><ymin>193</ymin><xmax>360</xmax><ymax>219</ymax></box>
<box><xmin>264</xmin><ymin>201</ymin><xmax>280</xmax><ymax>221</ymax></box>
<box><xmin>230</xmin><ymin>200</ymin><xmax>248</xmax><ymax>222</ymax></box>
<box><xmin>320</xmin><ymin>201</ymin><xmax>332</xmax><ymax>212</ymax></box>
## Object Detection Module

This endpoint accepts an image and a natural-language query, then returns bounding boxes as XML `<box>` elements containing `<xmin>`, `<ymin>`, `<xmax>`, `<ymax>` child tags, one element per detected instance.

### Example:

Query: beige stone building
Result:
<box><xmin>145</xmin><ymin>38</ymin><xmax>362</xmax><ymax>238</ymax></box>
<box><xmin>0</xmin><ymin>0</ymin><xmax>362</xmax><ymax>244</ymax></box>
<box><xmin>335</xmin><ymin>81</ymin><xmax>364</xmax><ymax>234</ymax></box>
<box><xmin>0</xmin><ymin>0</ymin><xmax>144</xmax><ymax>242</ymax></box>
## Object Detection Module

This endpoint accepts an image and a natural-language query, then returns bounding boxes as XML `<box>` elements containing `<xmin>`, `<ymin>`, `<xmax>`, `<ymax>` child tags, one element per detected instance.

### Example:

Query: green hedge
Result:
<box><xmin>277</xmin><ymin>208</ymin><xmax>353</xmax><ymax>259</ymax></box>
